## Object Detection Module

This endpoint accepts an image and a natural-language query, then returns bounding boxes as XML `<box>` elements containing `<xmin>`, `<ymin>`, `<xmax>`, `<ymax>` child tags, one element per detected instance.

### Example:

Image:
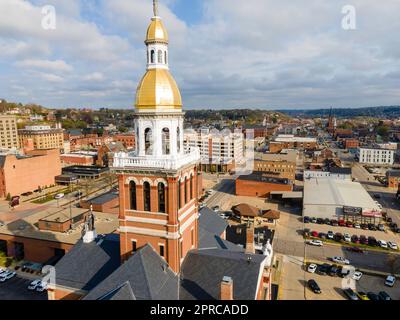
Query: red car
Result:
<box><xmin>351</xmin><ymin>235</ymin><xmax>360</xmax><ymax>244</ymax></box>
<box><xmin>311</xmin><ymin>231</ymin><xmax>319</xmax><ymax>238</ymax></box>
<box><xmin>346</xmin><ymin>221</ymin><xmax>353</xmax><ymax>228</ymax></box>
<box><xmin>339</xmin><ymin>220</ymin><xmax>346</xmax><ymax>227</ymax></box>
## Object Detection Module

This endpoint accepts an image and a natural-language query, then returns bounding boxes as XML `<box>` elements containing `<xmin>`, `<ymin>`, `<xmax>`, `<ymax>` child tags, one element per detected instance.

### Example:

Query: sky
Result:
<box><xmin>0</xmin><ymin>0</ymin><xmax>399</xmax><ymax>110</ymax></box>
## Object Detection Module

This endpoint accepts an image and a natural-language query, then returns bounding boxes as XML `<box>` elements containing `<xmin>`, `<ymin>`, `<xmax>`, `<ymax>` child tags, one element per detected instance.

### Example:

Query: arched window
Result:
<box><xmin>165</xmin><ymin>51</ymin><xmax>168</xmax><ymax>64</ymax></box>
<box><xmin>129</xmin><ymin>181</ymin><xmax>137</xmax><ymax>210</ymax></box>
<box><xmin>190</xmin><ymin>175</ymin><xmax>193</xmax><ymax>200</ymax></box>
<box><xmin>177</xmin><ymin>127</ymin><xmax>181</xmax><ymax>153</ymax></box>
<box><xmin>158</xmin><ymin>50</ymin><xmax>163</xmax><ymax>64</ymax></box>
<box><xmin>177</xmin><ymin>179</ymin><xmax>181</xmax><ymax>210</ymax></box>
<box><xmin>150</xmin><ymin>50</ymin><xmax>155</xmax><ymax>63</ymax></box>
<box><xmin>184</xmin><ymin>177</ymin><xmax>188</xmax><ymax>204</ymax></box>
<box><xmin>162</xmin><ymin>128</ymin><xmax>170</xmax><ymax>155</ymax></box>
<box><xmin>143</xmin><ymin>182</ymin><xmax>151</xmax><ymax>212</ymax></box>
<box><xmin>145</xmin><ymin>128</ymin><xmax>152</xmax><ymax>155</ymax></box>
<box><xmin>158</xmin><ymin>183</ymin><xmax>166</xmax><ymax>213</ymax></box>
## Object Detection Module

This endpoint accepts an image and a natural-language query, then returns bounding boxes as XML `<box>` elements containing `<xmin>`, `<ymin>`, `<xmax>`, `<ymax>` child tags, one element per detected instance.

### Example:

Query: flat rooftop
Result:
<box><xmin>0</xmin><ymin>206</ymin><xmax>119</xmax><ymax>245</ymax></box>
<box><xmin>304</xmin><ymin>178</ymin><xmax>380</xmax><ymax>211</ymax></box>
<box><xmin>86</xmin><ymin>191</ymin><xmax>119</xmax><ymax>205</ymax></box>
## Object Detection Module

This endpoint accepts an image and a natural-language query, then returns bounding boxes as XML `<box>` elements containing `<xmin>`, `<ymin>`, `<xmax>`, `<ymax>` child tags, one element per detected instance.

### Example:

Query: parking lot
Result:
<box><xmin>0</xmin><ymin>276</ymin><xmax>47</xmax><ymax>300</ymax></box>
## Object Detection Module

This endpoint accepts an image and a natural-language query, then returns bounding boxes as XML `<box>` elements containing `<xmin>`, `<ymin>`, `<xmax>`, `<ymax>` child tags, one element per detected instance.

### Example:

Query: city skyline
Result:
<box><xmin>0</xmin><ymin>0</ymin><xmax>399</xmax><ymax>110</ymax></box>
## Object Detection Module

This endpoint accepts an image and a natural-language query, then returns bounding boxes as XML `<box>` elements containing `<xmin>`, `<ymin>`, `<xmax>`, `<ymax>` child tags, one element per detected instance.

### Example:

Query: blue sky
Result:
<box><xmin>0</xmin><ymin>0</ymin><xmax>399</xmax><ymax>110</ymax></box>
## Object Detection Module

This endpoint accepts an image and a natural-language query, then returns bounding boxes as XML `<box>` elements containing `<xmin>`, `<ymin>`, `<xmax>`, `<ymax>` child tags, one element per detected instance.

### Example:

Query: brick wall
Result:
<box><xmin>236</xmin><ymin>179</ymin><xmax>292</xmax><ymax>197</ymax></box>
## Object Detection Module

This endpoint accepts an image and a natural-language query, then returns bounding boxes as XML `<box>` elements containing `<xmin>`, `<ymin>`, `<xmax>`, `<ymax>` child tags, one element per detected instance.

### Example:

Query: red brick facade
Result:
<box><xmin>236</xmin><ymin>178</ymin><xmax>292</xmax><ymax>198</ymax></box>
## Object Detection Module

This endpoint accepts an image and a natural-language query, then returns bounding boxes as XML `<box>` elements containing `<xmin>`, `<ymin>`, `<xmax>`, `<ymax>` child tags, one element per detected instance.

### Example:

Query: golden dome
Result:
<box><xmin>146</xmin><ymin>17</ymin><xmax>169</xmax><ymax>44</ymax></box>
<box><xmin>135</xmin><ymin>68</ymin><xmax>182</xmax><ymax>110</ymax></box>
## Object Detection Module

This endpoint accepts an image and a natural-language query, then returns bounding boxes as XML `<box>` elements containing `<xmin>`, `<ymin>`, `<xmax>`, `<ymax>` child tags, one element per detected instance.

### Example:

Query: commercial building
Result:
<box><xmin>304</xmin><ymin>167</ymin><xmax>352</xmax><ymax>180</ymax></box>
<box><xmin>357</xmin><ymin>147</ymin><xmax>394</xmax><ymax>165</ymax></box>
<box><xmin>184</xmin><ymin>128</ymin><xmax>244</xmax><ymax>173</ymax></box>
<box><xmin>386</xmin><ymin>170</ymin><xmax>400</xmax><ymax>189</ymax></box>
<box><xmin>269</xmin><ymin>134</ymin><xmax>317</xmax><ymax>153</ymax></box>
<box><xmin>236</xmin><ymin>174</ymin><xmax>293</xmax><ymax>198</ymax></box>
<box><xmin>0</xmin><ymin>115</ymin><xmax>19</xmax><ymax>150</ymax></box>
<box><xmin>60</xmin><ymin>152</ymin><xmax>96</xmax><ymax>166</ymax></box>
<box><xmin>303</xmin><ymin>178</ymin><xmax>382</xmax><ymax>223</ymax></box>
<box><xmin>112</xmin><ymin>133</ymin><xmax>135</xmax><ymax>149</ymax></box>
<box><xmin>344</xmin><ymin>138</ymin><xmax>359</xmax><ymax>150</ymax></box>
<box><xmin>0</xmin><ymin>149</ymin><xmax>61</xmax><ymax>198</ymax></box>
<box><xmin>18</xmin><ymin>124</ymin><xmax>64</xmax><ymax>151</ymax></box>
<box><xmin>253</xmin><ymin>159</ymin><xmax>296</xmax><ymax>180</ymax></box>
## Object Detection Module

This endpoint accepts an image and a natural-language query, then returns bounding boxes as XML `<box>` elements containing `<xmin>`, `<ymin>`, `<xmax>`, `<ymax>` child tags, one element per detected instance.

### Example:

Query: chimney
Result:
<box><xmin>245</xmin><ymin>223</ymin><xmax>255</xmax><ymax>254</ymax></box>
<box><xmin>220</xmin><ymin>276</ymin><xmax>233</xmax><ymax>300</ymax></box>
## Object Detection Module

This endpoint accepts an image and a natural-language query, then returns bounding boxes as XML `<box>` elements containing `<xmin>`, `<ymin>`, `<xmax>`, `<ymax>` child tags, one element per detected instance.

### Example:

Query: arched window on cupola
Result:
<box><xmin>145</xmin><ymin>128</ymin><xmax>153</xmax><ymax>155</ymax></box>
<box><xmin>177</xmin><ymin>127</ymin><xmax>181</xmax><ymax>153</ymax></box>
<box><xmin>158</xmin><ymin>182</ymin><xmax>166</xmax><ymax>213</ymax></box>
<box><xmin>162</xmin><ymin>128</ymin><xmax>170</xmax><ymax>155</ymax></box>
<box><xmin>164</xmin><ymin>51</ymin><xmax>168</xmax><ymax>64</ymax></box>
<box><xmin>143</xmin><ymin>182</ymin><xmax>151</xmax><ymax>212</ymax></box>
<box><xmin>158</xmin><ymin>50</ymin><xmax>163</xmax><ymax>64</ymax></box>
<box><xmin>129</xmin><ymin>181</ymin><xmax>137</xmax><ymax>210</ymax></box>
<box><xmin>150</xmin><ymin>50</ymin><xmax>155</xmax><ymax>63</ymax></box>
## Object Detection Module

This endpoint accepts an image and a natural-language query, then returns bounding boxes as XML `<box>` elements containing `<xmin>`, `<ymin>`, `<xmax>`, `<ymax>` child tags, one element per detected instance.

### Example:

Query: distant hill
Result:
<box><xmin>279</xmin><ymin>106</ymin><xmax>400</xmax><ymax>118</ymax></box>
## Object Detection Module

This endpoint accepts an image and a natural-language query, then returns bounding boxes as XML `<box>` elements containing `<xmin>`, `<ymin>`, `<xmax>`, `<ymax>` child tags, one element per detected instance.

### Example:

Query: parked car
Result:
<box><xmin>368</xmin><ymin>224</ymin><xmax>377</xmax><ymax>231</ymax></box>
<box><xmin>36</xmin><ymin>281</ymin><xmax>48</xmax><ymax>292</ymax></box>
<box><xmin>334</xmin><ymin>232</ymin><xmax>343</xmax><ymax>242</ymax></box>
<box><xmin>303</xmin><ymin>216</ymin><xmax>310</xmax><ymax>223</ymax></box>
<box><xmin>368</xmin><ymin>236</ymin><xmax>377</xmax><ymax>246</ymax></box>
<box><xmin>316</xmin><ymin>218</ymin><xmax>324</xmax><ymax>225</ymax></box>
<box><xmin>75</xmin><ymin>191</ymin><xmax>83</xmax><ymax>198</ymax></box>
<box><xmin>331</xmin><ymin>256</ymin><xmax>350</xmax><ymax>265</ymax></box>
<box><xmin>378</xmin><ymin>291</ymin><xmax>392</xmax><ymax>301</ymax></box>
<box><xmin>343</xmin><ymin>288</ymin><xmax>359</xmax><ymax>300</ymax></box>
<box><xmin>378</xmin><ymin>240</ymin><xmax>388</xmax><ymax>249</ymax></box>
<box><xmin>360</xmin><ymin>224</ymin><xmax>369</xmax><ymax>230</ymax></box>
<box><xmin>328</xmin><ymin>265</ymin><xmax>339</xmax><ymax>277</ymax></box>
<box><xmin>339</xmin><ymin>220</ymin><xmax>346</xmax><ymax>227</ymax></box>
<box><xmin>303</xmin><ymin>228</ymin><xmax>311</xmax><ymax>237</ymax></box>
<box><xmin>388</xmin><ymin>242</ymin><xmax>398</xmax><ymax>250</ymax></box>
<box><xmin>352</xmin><ymin>271</ymin><xmax>363</xmax><ymax>281</ymax></box>
<box><xmin>212</xmin><ymin>205</ymin><xmax>220</xmax><ymax>212</ymax></box>
<box><xmin>354</xmin><ymin>223</ymin><xmax>361</xmax><ymax>229</ymax></box>
<box><xmin>378</xmin><ymin>224</ymin><xmax>385</xmax><ymax>231</ymax></box>
<box><xmin>351</xmin><ymin>235</ymin><xmax>360</xmax><ymax>244</ymax></box>
<box><xmin>346</xmin><ymin>221</ymin><xmax>353</xmax><ymax>228</ymax></box>
<box><xmin>311</xmin><ymin>231</ymin><xmax>319</xmax><ymax>238</ymax></box>
<box><xmin>0</xmin><ymin>271</ymin><xmax>16</xmax><ymax>282</ymax></box>
<box><xmin>331</xmin><ymin>219</ymin><xmax>339</xmax><ymax>226</ymax></box>
<box><xmin>316</xmin><ymin>264</ymin><xmax>330</xmax><ymax>275</ymax></box>
<box><xmin>323</xmin><ymin>218</ymin><xmax>331</xmax><ymax>225</ymax></box>
<box><xmin>387</xmin><ymin>217</ymin><xmax>393</xmax><ymax>223</ymax></box>
<box><xmin>356</xmin><ymin>292</ymin><xmax>370</xmax><ymax>300</ymax></box>
<box><xmin>28</xmin><ymin>279</ymin><xmax>42</xmax><ymax>291</ymax></box>
<box><xmin>385</xmin><ymin>275</ymin><xmax>396</xmax><ymax>287</ymax></box>
<box><xmin>308</xmin><ymin>239</ymin><xmax>323</xmax><ymax>247</ymax></box>
<box><xmin>307</xmin><ymin>264</ymin><xmax>317</xmax><ymax>273</ymax></box>
<box><xmin>318</xmin><ymin>232</ymin><xmax>326</xmax><ymax>239</ymax></box>
<box><xmin>367</xmin><ymin>292</ymin><xmax>381</xmax><ymax>301</ymax></box>
<box><xmin>311</xmin><ymin>217</ymin><xmax>317</xmax><ymax>223</ymax></box>
<box><xmin>327</xmin><ymin>231</ymin><xmax>334</xmax><ymax>240</ymax></box>
<box><xmin>343</xmin><ymin>233</ymin><xmax>351</xmax><ymax>243</ymax></box>
<box><xmin>359</xmin><ymin>235</ymin><xmax>368</xmax><ymax>245</ymax></box>
<box><xmin>54</xmin><ymin>193</ymin><xmax>65</xmax><ymax>200</ymax></box>
<box><xmin>308</xmin><ymin>279</ymin><xmax>321</xmax><ymax>294</ymax></box>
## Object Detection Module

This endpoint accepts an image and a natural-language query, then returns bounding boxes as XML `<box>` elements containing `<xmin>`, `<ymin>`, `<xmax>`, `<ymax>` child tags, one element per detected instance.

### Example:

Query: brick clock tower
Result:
<box><xmin>112</xmin><ymin>0</ymin><xmax>201</xmax><ymax>273</ymax></box>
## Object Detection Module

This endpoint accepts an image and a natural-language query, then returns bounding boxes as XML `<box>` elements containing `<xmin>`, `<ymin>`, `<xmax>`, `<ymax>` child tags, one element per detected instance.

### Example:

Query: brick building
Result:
<box><xmin>236</xmin><ymin>174</ymin><xmax>293</xmax><ymax>198</ymax></box>
<box><xmin>0</xmin><ymin>149</ymin><xmax>61</xmax><ymax>198</ymax></box>
<box><xmin>18</xmin><ymin>125</ymin><xmax>64</xmax><ymax>151</ymax></box>
<box><xmin>0</xmin><ymin>115</ymin><xmax>19</xmax><ymax>150</ymax></box>
<box><xmin>253</xmin><ymin>159</ymin><xmax>296</xmax><ymax>180</ymax></box>
<box><xmin>113</xmin><ymin>133</ymin><xmax>135</xmax><ymax>149</ymax></box>
<box><xmin>269</xmin><ymin>135</ymin><xmax>317</xmax><ymax>153</ymax></box>
<box><xmin>60</xmin><ymin>153</ymin><xmax>96</xmax><ymax>166</ymax></box>
<box><xmin>386</xmin><ymin>170</ymin><xmax>400</xmax><ymax>189</ymax></box>
<box><xmin>344</xmin><ymin>138</ymin><xmax>359</xmax><ymax>149</ymax></box>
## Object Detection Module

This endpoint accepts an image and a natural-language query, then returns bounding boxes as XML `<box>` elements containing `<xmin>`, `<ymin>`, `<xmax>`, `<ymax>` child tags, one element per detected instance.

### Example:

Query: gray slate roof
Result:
<box><xmin>198</xmin><ymin>207</ymin><xmax>228</xmax><ymax>236</ymax></box>
<box><xmin>180</xmin><ymin>249</ymin><xmax>266</xmax><ymax>300</ymax></box>
<box><xmin>83</xmin><ymin>244</ymin><xmax>179</xmax><ymax>300</ymax></box>
<box><xmin>98</xmin><ymin>281</ymin><xmax>136</xmax><ymax>300</ymax></box>
<box><xmin>54</xmin><ymin>233</ymin><xmax>121</xmax><ymax>291</ymax></box>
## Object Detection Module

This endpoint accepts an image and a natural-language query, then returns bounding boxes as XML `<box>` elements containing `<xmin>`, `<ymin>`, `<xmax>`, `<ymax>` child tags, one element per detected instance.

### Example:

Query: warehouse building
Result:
<box><xmin>303</xmin><ymin>178</ymin><xmax>382</xmax><ymax>223</ymax></box>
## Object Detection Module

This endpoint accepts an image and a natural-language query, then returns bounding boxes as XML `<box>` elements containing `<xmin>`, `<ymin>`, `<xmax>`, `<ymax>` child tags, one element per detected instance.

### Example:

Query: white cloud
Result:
<box><xmin>15</xmin><ymin>59</ymin><xmax>73</xmax><ymax>72</ymax></box>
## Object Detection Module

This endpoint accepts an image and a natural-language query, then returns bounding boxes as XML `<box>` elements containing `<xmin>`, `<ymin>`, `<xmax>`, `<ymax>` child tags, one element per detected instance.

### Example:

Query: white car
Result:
<box><xmin>378</xmin><ymin>240</ymin><xmax>388</xmax><ymax>249</ymax></box>
<box><xmin>331</xmin><ymin>256</ymin><xmax>350</xmax><ymax>265</ymax></box>
<box><xmin>327</xmin><ymin>231</ymin><xmax>334</xmax><ymax>240</ymax></box>
<box><xmin>28</xmin><ymin>279</ymin><xmax>42</xmax><ymax>291</ymax></box>
<box><xmin>36</xmin><ymin>281</ymin><xmax>48</xmax><ymax>292</ymax></box>
<box><xmin>388</xmin><ymin>242</ymin><xmax>398</xmax><ymax>250</ymax></box>
<box><xmin>352</xmin><ymin>271</ymin><xmax>363</xmax><ymax>281</ymax></box>
<box><xmin>307</xmin><ymin>264</ymin><xmax>317</xmax><ymax>273</ymax></box>
<box><xmin>354</xmin><ymin>223</ymin><xmax>361</xmax><ymax>229</ymax></box>
<box><xmin>54</xmin><ymin>193</ymin><xmax>65</xmax><ymax>199</ymax></box>
<box><xmin>385</xmin><ymin>275</ymin><xmax>396</xmax><ymax>287</ymax></box>
<box><xmin>343</xmin><ymin>233</ymin><xmax>351</xmax><ymax>242</ymax></box>
<box><xmin>307</xmin><ymin>240</ymin><xmax>323</xmax><ymax>247</ymax></box>
<box><xmin>0</xmin><ymin>271</ymin><xmax>16</xmax><ymax>282</ymax></box>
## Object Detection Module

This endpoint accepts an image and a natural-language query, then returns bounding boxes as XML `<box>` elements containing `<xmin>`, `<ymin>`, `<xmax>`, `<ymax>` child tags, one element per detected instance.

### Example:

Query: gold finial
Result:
<box><xmin>153</xmin><ymin>0</ymin><xmax>159</xmax><ymax>16</ymax></box>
